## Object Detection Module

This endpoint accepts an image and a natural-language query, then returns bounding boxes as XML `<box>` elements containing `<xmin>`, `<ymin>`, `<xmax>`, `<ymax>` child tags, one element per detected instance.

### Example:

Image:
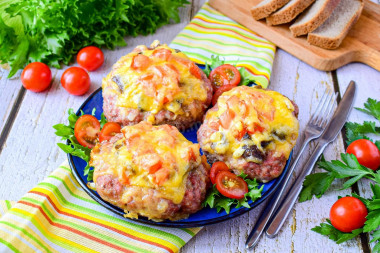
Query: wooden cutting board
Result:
<box><xmin>208</xmin><ymin>0</ymin><xmax>380</xmax><ymax>72</ymax></box>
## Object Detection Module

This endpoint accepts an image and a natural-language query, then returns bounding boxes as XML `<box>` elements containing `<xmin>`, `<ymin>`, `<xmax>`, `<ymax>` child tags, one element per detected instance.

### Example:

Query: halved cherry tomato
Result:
<box><xmin>216</xmin><ymin>171</ymin><xmax>248</xmax><ymax>199</ymax></box>
<box><xmin>99</xmin><ymin>122</ymin><xmax>122</xmax><ymax>143</ymax></box>
<box><xmin>347</xmin><ymin>139</ymin><xmax>380</xmax><ymax>170</ymax></box>
<box><xmin>61</xmin><ymin>67</ymin><xmax>90</xmax><ymax>96</ymax></box>
<box><xmin>210</xmin><ymin>161</ymin><xmax>230</xmax><ymax>184</ymax></box>
<box><xmin>330</xmin><ymin>196</ymin><xmax>367</xmax><ymax>232</ymax></box>
<box><xmin>77</xmin><ymin>46</ymin><xmax>104</xmax><ymax>71</ymax></box>
<box><xmin>21</xmin><ymin>62</ymin><xmax>52</xmax><ymax>92</ymax></box>
<box><xmin>212</xmin><ymin>85</ymin><xmax>236</xmax><ymax>105</ymax></box>
<box><xmin>209</xmin><ymin>64</ymin><xmax>241</xmax><ymax>90</ymax></box>
<box><xmin>74</xmin><ymin>115</ymin><xmax>100</xmax><ymax>148</ymax></box>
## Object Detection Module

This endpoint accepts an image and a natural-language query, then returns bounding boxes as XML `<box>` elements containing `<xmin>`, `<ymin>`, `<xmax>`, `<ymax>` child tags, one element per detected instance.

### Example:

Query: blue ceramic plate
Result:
<box><xmin>68</xmin><ymin>88</ymin><xmax>292</xmax><ymax>228</ymax></box>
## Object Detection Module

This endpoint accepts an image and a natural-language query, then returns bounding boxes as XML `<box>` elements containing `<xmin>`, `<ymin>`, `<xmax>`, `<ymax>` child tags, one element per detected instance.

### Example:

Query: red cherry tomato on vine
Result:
<box><xmin>209</xmin><ymin>64</ymin><xmax>241</xmax><ymax>91</ymax></box>
<box><xmin>99</xmin><ymin>122</ymin><xmax>122</xmax><ymax>143</ymax></box>
<box><xmin>74</xmin><ymin>115</ymin><xmax>100</xmax><ymax>148</ymax></box>
<box><xmin>21</xmin><ymin>62</ymin><xmax>52</xmax><ymax>92</ymax></box>
<box><xmin>61</xmin><ymin>67</ymin><xmax>90</xmax><ymax>96</ymax></box>
<box><xmin>210</xmin><ymin>161</ymin><xmax>230</xmax><ymax>184</ymax></box>
<box><xmin>330</xmin><ymin>196</ymin><xmax>367</xmax><ymax>233</ymax></box>
<box><xmin>212</xmin><ymin>85</ymin><xmax>236</xmax><ymax>105</ymax></box>
<box><xmin>346</xmin><ymin>139</ymin><xmax>380</xmax><ymax>170</ymax></box>
<box><xmin>77</xmin><ymin>46</ymin><xmax>104</xmax><ymax>71</ymax></box>
<box><xmin>215</xmin><ymin>171</ymin><xmax>248</xmax><ymax>199</ymax></box>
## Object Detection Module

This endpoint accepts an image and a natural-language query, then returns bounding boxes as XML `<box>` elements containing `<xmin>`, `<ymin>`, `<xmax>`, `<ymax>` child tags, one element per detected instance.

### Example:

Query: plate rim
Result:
<box><xmin>67</xmin><ymin>87</ymin><xmax>292</xmax><ymax>228</ymax></box>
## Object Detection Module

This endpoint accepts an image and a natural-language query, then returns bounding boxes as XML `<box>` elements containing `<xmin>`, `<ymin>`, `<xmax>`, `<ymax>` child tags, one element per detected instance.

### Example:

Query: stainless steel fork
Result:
<box><xmin>245</xmin><ymin>89</ymin><xmax>338</xmax><ymax>249</ymax></box>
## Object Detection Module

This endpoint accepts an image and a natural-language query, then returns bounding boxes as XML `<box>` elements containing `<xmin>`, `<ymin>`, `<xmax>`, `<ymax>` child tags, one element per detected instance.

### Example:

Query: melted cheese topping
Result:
<box><xmin>92</xmin><ymin>122</ymin><xmax>202</xmax><ymax>204</ymax></box>
<box><xmin>201</xmin><ymin>86</ymin><xmax>299</xmax><ymax>161</ymax></box>
<box><xmin>102</xmin><ymin>41</ymin><xmax>207</xmax><ymax>123</ymax></box>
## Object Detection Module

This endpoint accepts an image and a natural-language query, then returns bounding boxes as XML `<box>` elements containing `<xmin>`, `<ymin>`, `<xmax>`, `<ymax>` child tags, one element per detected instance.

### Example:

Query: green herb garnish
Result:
<box><xmin>203</xmin><ymin>173</ymin><xmax>263</xmax><ymax>214</ymax></box>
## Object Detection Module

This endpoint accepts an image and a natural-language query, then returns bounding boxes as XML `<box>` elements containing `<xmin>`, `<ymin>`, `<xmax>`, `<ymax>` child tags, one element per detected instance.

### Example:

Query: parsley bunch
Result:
<box><xmin>53</xmin><ymin>108</ymin><xmax>107</xmax><ymax>181</ymax></box>
<box><xmin>203</xmin><ymin>173</ymin><xmax>264</xmax><ymax>214</ymax></box>
<box><xmin>299</xmin><ymin>98</ymin><xmax>380</xmax><ymax>251</ymax></box>
<box><xmin>0</xmin><ymin>0</ymin><xmax>189</xmax><ymax>77</ymax></box>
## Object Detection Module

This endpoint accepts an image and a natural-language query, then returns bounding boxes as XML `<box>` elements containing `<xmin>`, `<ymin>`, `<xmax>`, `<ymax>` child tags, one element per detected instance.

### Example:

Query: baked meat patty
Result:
<box><xmin>102</xmin><ymin>40</ymin><xmax>213</xmax><ymax>130</ymax></box>
<box><xmin>197</xmin><ymin>86</ymin><xmax>299</xmax><ymax>182</ymax></box>
<box><xmin>90</xmin><ymin>121</ymin><xmax>210</xmax><ymax>221</ymax></box>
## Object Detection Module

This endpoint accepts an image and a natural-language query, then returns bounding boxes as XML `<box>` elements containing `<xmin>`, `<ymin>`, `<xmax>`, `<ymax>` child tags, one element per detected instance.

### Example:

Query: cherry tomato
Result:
<box><xmin>210</xmin><ymin>161</ymin><xmax>230</xmax><ymax>184</ymax></box>
<box><xmin>74</xmin><ymin>115</ymin><xmax>100</xmax><ymax>148</ymax></box>
<box><xmin>346</xmin><ymin>139</ymin><xmax>380</xmax><ymax>170</ymax></box>
<box><xmin>77</xmin><ymin>46</ymin><xmax>104</xmax><ymax>71</ymax></box>
<box><xmin>209</xmin><ymin>64</ymin><xmax>241</xmax><ymax>91</ymax></box>
<box><xmin>21</xmin><ymin>62</ymin><xmax>52</xmax><ymax>92</ymax></box>
<box><xmin>212</xmin><ymin>84</ymin><xmax>236</xmax><ymax>105</ymax></box>
<box><xmin>330</xmin><ymin>196</ymin><xmax>367</xmax><ymax>232</ymax></box>
<box><xmin>216</xmin><ymin>171</ymin><xmax>248</xmax><ymax>199</ymax></box>
<box><xmin>61</xmin><ymin>67</ymin><xmax>91</xmax><ymax>96</ymax></box>
<box><xmin>99</xmin><ymin>122</ymin><xmax>122</xmax><ymax>143</ymax></box>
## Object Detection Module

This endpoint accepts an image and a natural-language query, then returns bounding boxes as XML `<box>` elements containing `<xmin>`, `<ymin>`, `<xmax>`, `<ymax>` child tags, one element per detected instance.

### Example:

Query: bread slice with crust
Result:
<box><xmin>251</xmin><ymin>0</ymin><xmax>291</xmax><ymax>20</ymax></box>
<box><xmin>307</xmin><ymin>0</ymin><xmax>364</xmax><ymax>49</ymax></box>
<box><xmin>266</xmin><ymin>0</ymin><xmax>316</xmax><ymax>26</ymax></box>
<box><xmin>289</xmin><ymin>0</ymin><xmax>341</xmax><ymax>37</ymax></box>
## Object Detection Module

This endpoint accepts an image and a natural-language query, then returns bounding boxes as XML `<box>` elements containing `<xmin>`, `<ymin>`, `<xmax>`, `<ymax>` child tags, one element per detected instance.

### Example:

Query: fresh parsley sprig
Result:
<box><xmin>299</xmin><ymin>98</ymin><xmax>380</xmax><ymax>251</ymax></box>
<box><xmin>311</xmin><ymin>219</ymin><xmax>363</xmax><ymax>244</ymax></box>
<box><xmin>202</xmin><ymin>173</ymin><xmax>264</xmax><ymax>214</ymax></box>
<box><xmin>300</xmin><ymin>98</ymin><xmax>380</xmax><ymax>202</ymax></box>
<box><xmin>53</xmin><ymin>108</ymin><xmax>107</xmax><ymax>181</ymax></box>
<box><xmin>202</xmin><ymin>55</ymin><xmax>257</xmax><ymax>86</ymax></box>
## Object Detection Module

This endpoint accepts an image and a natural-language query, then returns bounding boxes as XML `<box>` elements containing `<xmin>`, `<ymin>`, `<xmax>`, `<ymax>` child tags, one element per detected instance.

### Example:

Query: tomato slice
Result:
<box><xmin>154</xmin><ymin>168</ymin><xmax>170</xmax><ymax>185</ymax></box>
<box><xmin>212</xmin><ymin>85</ymin><xmax>236</xmax><ymax>106</ymax></box>
<box><xmin>219</xmin><ymin>107</ymin><xmax>235</xmax><ymax>129</ymax></box>
<box><xmin>131</xmin><ymin>54</ymin><xmax>150</xmax><ymax>70</ymax></box>
<box><xmin>189</xmin><ymin>62</ymin><xmax>202</xmax><ymax>79</ymax></box>
<box><xmin>99</xmin><ymin>122</ymin><xmax>122</xmax><ymax>143</ymax></box>
<box><xmin>210</xmin><ymin>161</ymin><xmax>230</xmax><ymax>184</ymax></box>
<box><xmin>216</xmin><ymin>171</ymin><xmax>248</xmax><ymax>199</ymax></box>
<box><xmin>152</xmin><ymin>48</ymin><xmax>172</xmax><ymax>61</ymax></box>
<box><xmin>148</xmin><ymin>160</ymin><xmax>163</xmax><ymax>174</ymax></box>
<box><xmin>209</xmin><ymin>64</ymin><xmax>241</xmax><ymax>91</ymax></box>
<box><xmin>74</xmin><ymin>115</ymin><xmax>101</xmax><ymax>148</ymax></box>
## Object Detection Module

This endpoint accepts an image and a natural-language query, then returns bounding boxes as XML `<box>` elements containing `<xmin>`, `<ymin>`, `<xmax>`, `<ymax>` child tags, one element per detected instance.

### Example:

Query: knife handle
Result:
<box><xmin>265</xmin><ymin>141</ymin><xmax>328</xmax><ymax>237</ymax></box>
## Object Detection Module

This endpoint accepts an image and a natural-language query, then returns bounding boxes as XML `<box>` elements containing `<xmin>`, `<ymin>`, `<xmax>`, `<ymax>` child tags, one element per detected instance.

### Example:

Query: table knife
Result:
<box><xmin>265</xmin><ymin>81</ymin><xmax>356</xmax><ymax>238</ymax></box>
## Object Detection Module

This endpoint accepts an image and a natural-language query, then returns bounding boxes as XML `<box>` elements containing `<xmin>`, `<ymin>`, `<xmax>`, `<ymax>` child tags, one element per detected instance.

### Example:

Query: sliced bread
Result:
<box><xmin>266</xmin><ymin>0</ymin><xmax>316</xmax><ymax>26</ymax></box>
<box><xmin>307</xmin><ymin>0</ymin><xmax>364</xmax><ymax>49</ymax></box>
<box><xmin>289</xmin><ymin>0</ymin><xmax>341</xmax><ymax>37</ymax></box>
<box><xmin>251</xmin><ymin>0</ymin><xmax>291</xmax><ymax>20</ymax></box>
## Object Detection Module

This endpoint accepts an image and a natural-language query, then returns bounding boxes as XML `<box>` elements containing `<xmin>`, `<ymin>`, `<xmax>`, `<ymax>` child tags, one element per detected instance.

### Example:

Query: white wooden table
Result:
<box><xmin>0</xmin><ymin>0</ymin><xmax>379</xmax><ymax>252</ymax></box>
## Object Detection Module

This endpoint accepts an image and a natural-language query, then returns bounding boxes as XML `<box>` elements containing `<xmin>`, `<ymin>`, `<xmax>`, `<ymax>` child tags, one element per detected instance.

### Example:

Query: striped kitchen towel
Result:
<box><xmin>170</xmin><ymin>3</ymin><xmax>276</xmax><ymax>88</ymax></box>
<box><xmin>0</xmin><ymin>164</ymin><xmax>200</xmax><ymax>253</ymax></box>
<box><xmin>0</xmin><ymin>3</ymin><xmax>276</xmax><ymax>253</ymax></box>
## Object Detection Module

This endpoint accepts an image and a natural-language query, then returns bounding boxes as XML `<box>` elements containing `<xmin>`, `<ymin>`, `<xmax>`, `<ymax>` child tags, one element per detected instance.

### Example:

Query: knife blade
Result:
<box><xmin>265</xmin><ymin>81</ymin><xmax>356</xmax><ymax>238</ymax></box>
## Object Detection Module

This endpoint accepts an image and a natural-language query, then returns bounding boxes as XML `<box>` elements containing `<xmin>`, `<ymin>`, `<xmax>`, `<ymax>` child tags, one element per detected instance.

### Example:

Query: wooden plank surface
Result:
<box><xmin>0</xmin><ymin>0</ymin><xmax>378</xmax><ymax>252</ymax></box>
<box><xmin>208</xmin><ymin>0</ymin><xmax>380</xmax><ymax>72</ymax></box>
